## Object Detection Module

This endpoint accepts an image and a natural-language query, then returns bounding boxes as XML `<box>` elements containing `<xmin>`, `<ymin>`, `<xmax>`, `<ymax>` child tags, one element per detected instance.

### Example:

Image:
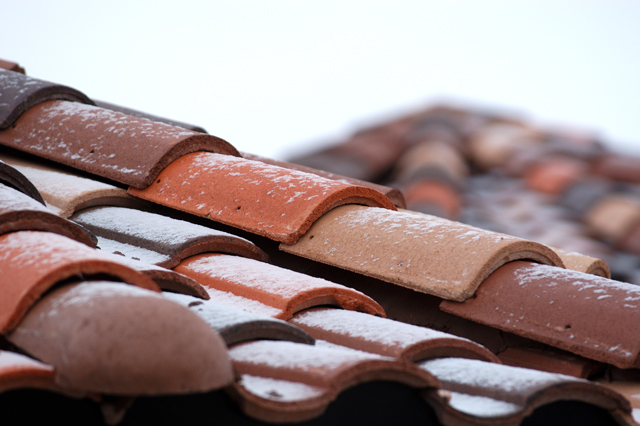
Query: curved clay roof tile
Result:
<box><xmin>0</xmin><ymin>70</ymin><xmax>94</xmax><ymax>130</ymax></box>
<box><xmin>8</xmin><ymin>281</ymin><xmax>234</xmax><ymax>395</ymax></box>
<box><xmin>290</xmin><ymin>307</ymin><xmax>499</xmax><ymax>363</ymax></box>
<box><xmin>72</xmin><ymin>206</ymin><xmax>268</xmax><ymax>268</ymax></box>
<box><xmin>281</xmin><ymin>205</ymin><xmax>564</xmax><ymax>301</ymax></box>
<box><xmin>0</xmin><ymin>159</ymin><xmax>45</xmax><ymax>204</ymax></box>
<box><xmin>174</xmin><ymin>253</ymin><xmax>385</xmax><ymax>320</ymax></box>
<box><xmin>0</xmin><ymin>183</ymin><xmax>95</xmax><ymax>246</ymax></box>
<box><xmin>228</xmin><ymin>339</ymin><xmax>439</xmax><ymax>423</ymax></box>
<box><xmin>421</xmin><ymin>357</ymin><xmax>631</xmax><ymax>426</ymax></box>
<box><xmin>441</xmin><ymin>261</ymin><xmax>640</xmax><ymax>369</ymax></box>
<box><xmin>129</xmin><ymin>152</ymin><xmax>396</xmax><ymax>244</ymax></box>
<box><xmin>0</xmin><ymin>100</ymin><xmax>240</xmax><ymax>188</ymax></box>
<box><xmin>164</xmin><ymin>292</ymin><xmax>315</xmax><ymax>346</ymax></box>
<box><xmin>0</xmin><ymin>350</ymin><xmax>57</xmax><ymax>393</ymax></box>
<box><xmin>0</xmin><ymin>230</ymin><xmax>158</xmax><ymax>333</ymax></box>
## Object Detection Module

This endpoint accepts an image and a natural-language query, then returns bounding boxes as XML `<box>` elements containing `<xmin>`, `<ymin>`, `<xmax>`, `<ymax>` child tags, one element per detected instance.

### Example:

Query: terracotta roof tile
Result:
<box><xmin>175</xmin><ymin>253</ymin><xmax>385</xmax><ymax>320</ymax></box>
<box><xmin>164</xmin><ymin>292</ymin><xmax>314</xmax><ymax>346</ymax></box>
<box><xmin>0</xmin><ymin>151</ymin><xmax>140</xmax><ymax>217</ymax></box>
<box><xmin>394</xmin><ymin>140</ymin><xmax>469</xmax><ymax>187</ymax></box>
<box><xmin>441</xmin><ymin>261</ymin><xmax>640</xmax><ymax>368</ymax></box>
<box><xmin>8</xmin><ymin>281</ymin><xmax>234</xmax><ymax>395</ymax></box>
<box><xmin>290</xmin><ymin>307</ymin><xmax>499</xmax><ymax>363</ymax></box>
<box><xmin>93</xmin><ymin>99</ymin><xmax>208</xmax><ymax>134</ymax></box>
<box><xmin>0</xmin><ymin>158</ymin><xmax>44</xmax><ymax>203</ymax></box>
<box><xmin>584</xmin><ymin>194</ymin><xmax>640</xmax><ymax>243</ymax></box>
<box><xmin>0</xmin><ymin>100</ymin><xmax>240</xmax><ymax>188</ymax></box>
<box><xmin>106</xmin><ymin>254</ymin><xmax>209</xmax><ymax>299</ymax></box>
<box><xmin>242</xmin><ymin>151</ymin><xmax>407</xmax><ymax>209</ymax></box>
<box><xmin>72</xmin><ymin>206</ymin><xmax>268</xmax><ymax>268</ymax></box>
<box><xmin>0</xmin><ymin>70</ymin><xmax>94</xmax><ymax>130</ymax></box>
<box><xmin>129</xmin><ymin>152</ymin><xmax>396</xmax><ymax>244</ymax></box>
<box><xmin>0</xmin><ymin>183</ymin><xmax>96</xmax><ymax>246</ymax></box>
<box><xmin>0</xmin><ymin>230</ymin><xmax>158</xmax><ymax>333</ymax></box>
<box><xmin>281</xmin><ymin>205</ymin><xmax>564</xmax><ymax>301</ymax></box>
<box><xmin>0</xmin><ymin>350</ymin><xmax>56</xmax><ymax>393</ymax></box>
<box><xmin>421</xmin><ymin>357</ymin><xmax>631</xmax><ymax>426</ymax></box>
<box><xmin>227</xmin><ymin>339</ymin><xmax>439</xmax><ymax>423</ymax></box>
<box><xmin>553</xmin><ymin>247</ymin><xmax>611</xmax><ymax>278</ymax></box>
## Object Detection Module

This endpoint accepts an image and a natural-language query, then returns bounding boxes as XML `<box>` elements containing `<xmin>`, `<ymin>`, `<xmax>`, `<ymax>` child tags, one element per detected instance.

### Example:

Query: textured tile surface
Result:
<box><xmin>129</xmin><ymin>152</ymin><xmax>396</xmax><ymax>243</ymax></box>
<box><xmin>0</xmin><ymin>100</ymin><xmax>240</xmax><ymax>188</ymax></box>
<box><xmin>281</xmin><ymin>205</ymin><xmax>564</xmax><ymax>301</ymax></box>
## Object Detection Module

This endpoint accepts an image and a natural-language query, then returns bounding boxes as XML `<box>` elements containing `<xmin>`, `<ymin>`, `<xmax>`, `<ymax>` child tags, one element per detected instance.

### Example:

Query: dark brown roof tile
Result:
<box><xmin>0</xmin><ymin>70</ymin><xmax>93</xmax><ymax>130</ymax></box>
<box><xmin>129</xmin><ymin>152</ymin><xmax>396</xmax><ymax>244</ymax></box>
<box><xmin>0</xmin><ymin>100</ymin><xmax>240</xmax><ymax>188</ymax></box>
<box><xmin>0</xmin><ymin>158</ymin><xmax>44</xmax><ymax>204</ymax></box>
<box><xmin>0</xmin><ymin>59</ymin><xmax>25</xmax><ymax>74</ymax></box>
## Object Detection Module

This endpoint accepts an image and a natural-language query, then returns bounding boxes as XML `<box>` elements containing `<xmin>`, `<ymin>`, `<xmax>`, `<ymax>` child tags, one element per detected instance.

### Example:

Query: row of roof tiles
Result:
<box><xmin>0</xmin><ymin>59</ymin><xmax>639</xmax><ymax>424</ymax></box>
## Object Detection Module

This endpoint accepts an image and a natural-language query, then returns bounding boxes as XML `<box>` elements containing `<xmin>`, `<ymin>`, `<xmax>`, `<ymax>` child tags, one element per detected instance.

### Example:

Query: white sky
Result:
<box><xmin>3</xmin><ymin>1</ymin><xmax>640</xmax><ymax>159</ymax></box>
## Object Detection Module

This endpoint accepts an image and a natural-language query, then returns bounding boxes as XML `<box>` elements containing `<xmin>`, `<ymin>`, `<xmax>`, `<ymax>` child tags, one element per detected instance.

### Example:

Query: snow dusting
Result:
<box><xmin>239</xmin><ymin>374</ymin><xmax>325</xmax><ymax>402</ymax></box>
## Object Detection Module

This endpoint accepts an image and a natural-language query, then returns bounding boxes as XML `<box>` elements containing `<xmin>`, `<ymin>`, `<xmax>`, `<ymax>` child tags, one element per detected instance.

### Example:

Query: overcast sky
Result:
<box><xmin>3</xmin><ymin>1</ymin><xmax>640</xmax><ymax>159</ymax></box>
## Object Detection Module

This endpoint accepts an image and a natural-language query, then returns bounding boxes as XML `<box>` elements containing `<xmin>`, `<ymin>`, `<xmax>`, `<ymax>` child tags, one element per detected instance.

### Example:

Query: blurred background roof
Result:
<box><xmin>3</xmin><ymin>0</ymin><xmax>639</xmax><ymax>159</ymax></box>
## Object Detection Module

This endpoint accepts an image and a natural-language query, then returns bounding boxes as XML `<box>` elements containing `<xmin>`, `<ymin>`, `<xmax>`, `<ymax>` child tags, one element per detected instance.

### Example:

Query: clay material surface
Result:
<box><xmin>0</xmin><ymin>230</ymin><xmax>158</xmax><ymax>333</ymax></box>
<box><xmin>421</xmin><ymin>357</ymin><xmax>629</xmax><ymax>426</ymax></box>
<box><xmin>1</xmin><ymin>152</ymin><xmax>139</xmax><ymax>217</ymax></box>
<box><xmin>553</xmin><ymin>247</ymin><xmax>611</xmax><ymax>278</ymax></box>
<box><xmin>8</xmin><ymin>281</ymin><xmax>234</xmax><ymax>395</ymax></box>
<box><xmin>228</xmin><ymin>339</ymin><xmax>439</xmax><ymax>423</ymax></box>
<box><xmin>0</xmin><ymin>70</ymin><xmax>93</xmax><ymax>130</ymax></box>
<box><xmin>242</xmin><ymin>152</ymin><xmax>406</xmax><ymax>209</ymax></box>
<box><xmin>291</xmin><ymin>307</ymin><xmax>499</xmax><ymax>363</ymax></box>
<box><xmin>164</xmin><ymin>292</ymin><xmax>314</xmax><ymax>346</ymax></box>
<box><xmin>94</xmin><ymin>99</ymin><xmax>208</xmax><ymax>134</ymax></box>
<box><xmin>0</xmin><ymin>158</ymin><xmax>44</xmax><ymax>204</ymax></box>
<box><xmin>0</xmin><ymin>183</ymin><xmax>95</xmax><ymax>246</ymax></box>
<box><xmin>73</xmin><ymin>206</ymin><xmax>268</xmax><ymax>268</ymax></box>
<box><xmin>441</xmin><ymin>261</ymin><xmax>640</xmax><ymax>368</ymax></box>
<box><xmin>129</xmin><ymin>152</ymin><xmax>396</xmax><ymax>244</ymax></box>
<box><xmin>174</xmin><ymin>253</ymin><xmax>385</xmax><ymax>320</ymax></box>
<box><xmin>0</xmin><ymin>100</ymin><xmax>240</xmax><ymax>188</ymax></box>
<box><xmin>0</xmin><ymin>59</ymin><xmax>25</xmax><ymax>73</ymax></box>
<box><xmin>281</xmin><ymin>205</ymin><xmax>564</xmax><ymax>301</ymax></box>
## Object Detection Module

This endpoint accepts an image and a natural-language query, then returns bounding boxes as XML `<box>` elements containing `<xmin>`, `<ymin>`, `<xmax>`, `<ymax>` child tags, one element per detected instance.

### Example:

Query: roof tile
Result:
<box><xmin>8</xmin><ymin>281</ymin><xmax>234</xmax><ymax>395</ymax></box>
<box><xmin>228</xmin><ymin>339</ymin><xmax>439</xmax><ymax>423</ymax></box>
<box><xmin>281</xmin><ymin>205</ymin><xmax>564</xmax><ymax>301</ymax></box>
<box><xmin>0</xmin><ymin>151</ymin><xmax>140</xmax><ymax>217</ymax></box>
<box><xmin>0</xmin><ymin>230</ymin><xmax>158</xmax><ymax>333</ymax></box>
<box><xmin>0</xmin><ymin>183</ymin><xmax>96</xmax><ymax>246</ymax></box>
<box><xmin>174</xmin><ymin>253</ymin><xmax>385</xmax><ymax>319</ymax></box>
<box><xmin>129</xmin><ymin>152</ymin><xmax>396</xmax><ymax>244</ymax></box>
<box><xmin>72</xmin><ymin>206</ymin><xmax>268</xmax><ymax>268</ymax></box>
<box><xmin>421</xmin><ymin>357</ymin><xmax>630</xmax><ymax>426</ymax></box>
<box><xmin>0</xmin><ymin>350</ymin><xmax>56</xmax><ymax>393</ymax></box>
<box><xmin>290</xmin><ymin>307</ymin><xmax>499</xmax><ymax>363</ymax></box>
<box><xmin>0</xmin><ymin>100</ymin><xmax>240</xmax><ymax>188</ymax></box>
<box><xmin>0</xmin><ymin>70</ymin><xmax>94</xmax><ymax>130</ymax></box>
<box><xmin>441</xmin><ymin>261</ymin><xmax>640</xmax><ymax>368</ymax></box>
<box><xmin>164</xmin><ymin>292</ymin><xmax>314</xmax><ymax>346</ymax></box>
<box><xmin>0</xmin><ymin>158</ymin><xmax>45</xmax><ymax>204</ymax></box>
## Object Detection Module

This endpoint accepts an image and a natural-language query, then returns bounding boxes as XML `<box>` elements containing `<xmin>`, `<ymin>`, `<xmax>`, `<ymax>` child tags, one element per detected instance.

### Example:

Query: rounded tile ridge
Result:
<box><xmin>0</xmin><ymin>230</ymin><xmax>159</xmax><ymax>333</ymax></box>
<box><xmin>8</xmin><ymin>281</ymin><xmax>234</xmax><ymax>395</ymax></box>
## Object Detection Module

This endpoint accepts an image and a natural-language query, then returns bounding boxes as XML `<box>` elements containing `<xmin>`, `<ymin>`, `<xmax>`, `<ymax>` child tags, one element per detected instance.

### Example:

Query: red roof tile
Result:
<box><xmin>129</xmin><ymin>152</ymin><xmax>396</xmax><ymax>244</ymax></box>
